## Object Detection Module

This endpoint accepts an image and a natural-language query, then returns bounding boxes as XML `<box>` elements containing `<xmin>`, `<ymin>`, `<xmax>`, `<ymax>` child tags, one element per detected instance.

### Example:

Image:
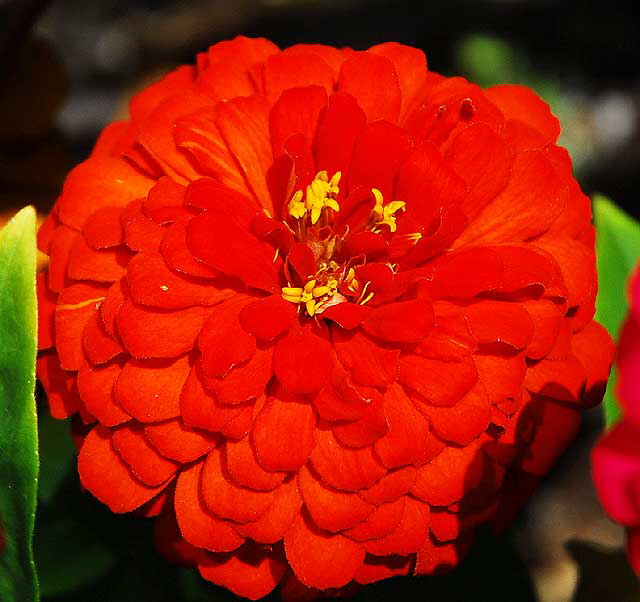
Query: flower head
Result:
<box><xmin>37</xmin><ymin>37</ymin><xmax>613</xmax><ymax>599</ymax></box>
<box><xmin>593</xmin><ymin>265</ymin><xmax>640</xmax><ymax>573</ymax></box>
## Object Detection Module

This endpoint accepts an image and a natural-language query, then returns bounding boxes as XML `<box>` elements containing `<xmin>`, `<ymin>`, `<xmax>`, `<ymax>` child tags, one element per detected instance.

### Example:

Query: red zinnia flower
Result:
<box><xmin>37</xmin><ymin>37</ymin><xmax>613</xmax><ymax>599</ymax></box>
<box><xmin>593</xmin><ymin>265</ymin><xmax>640</xmax><ymax>573</ymax></box>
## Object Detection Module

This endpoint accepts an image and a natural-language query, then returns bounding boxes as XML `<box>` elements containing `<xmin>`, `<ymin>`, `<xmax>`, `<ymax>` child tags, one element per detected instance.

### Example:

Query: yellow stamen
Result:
<box><xmin>370</xmin><ymin>188</ymin><xmax>406</xmax><ymax>233</ymax></box>
<box><xmin>287</xmin><ymin>171</ymin><xmax>342</xmax><ymax>224</ymax></box>
<box><xmin>281</xmin><ymin>275</ymin><xmax>340</xmax><ymax>317</ymax></box>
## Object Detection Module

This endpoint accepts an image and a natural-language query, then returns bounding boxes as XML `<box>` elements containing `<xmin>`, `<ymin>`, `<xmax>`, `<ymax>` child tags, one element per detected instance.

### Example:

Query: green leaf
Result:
<box><xmin>0</xmin><ymin>207</ymin><xmax>40</xmax><ymax>602</ymax></box>
<box><xmin>594</xmin><ymin>195</ymin><xmax>640</xmax><ymax>426</ymax></box>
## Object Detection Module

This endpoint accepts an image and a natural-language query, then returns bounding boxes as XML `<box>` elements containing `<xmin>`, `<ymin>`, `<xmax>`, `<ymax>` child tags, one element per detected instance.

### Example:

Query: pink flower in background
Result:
<box><xmin>593</xmin><ymin>265</ymin><xmax>640</xmax><ymax>572</ymax></box>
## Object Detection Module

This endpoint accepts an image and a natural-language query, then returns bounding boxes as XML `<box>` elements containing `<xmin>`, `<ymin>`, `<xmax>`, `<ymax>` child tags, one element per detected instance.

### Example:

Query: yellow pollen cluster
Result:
<box><xmin>281</xmin><ymin>266</ymin><xmax>373</xmax><ymax>317</ymax></box>
<box><xmin>371</xmin><ymin>188</ymin><xmax>406</xmax><ymax>233</ymax></box>
<box><xmin>288</xmin><ymin>171</ymin><xmax>341</xmax><ymax>225</ymax></box>
<box><xmin>281</xmin><ymin>278</ymin><xmax>339</xmax><ymax>317</ymax></box>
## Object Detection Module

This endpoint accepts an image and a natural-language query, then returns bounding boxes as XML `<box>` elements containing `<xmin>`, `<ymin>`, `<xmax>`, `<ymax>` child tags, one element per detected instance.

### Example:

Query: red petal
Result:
<box><xmin>76</xmin><ymin>360</ymin><xmax>131</xmax><ymax>427</ymax></box>
<box><xmin>202</xmin><ymin>347</ymin><xmax>272</xmax><ymax>405</ymax></box>
<box><xmin>180</xmin><ymin>364</ymin><xmax>254</xmax><ymax>435</ymax></box>
<box><xmin>343</xmin><ymin>497</ymin><xmax>405</xmax><ymax>542</ymax></box>
<box><xmin>374</xmin><ymin>384</ymin><xmax>441</xmax><ymax>468</ymax></box>
<box><xmin>445</xmin><ymin>122</ymin><xmax>511</xmax><ymax>220</ymax></box>
<box><xmin>368</xmin><ymin>42</ymin><xmax>427</xmax><ymax>119</ymax></box>
<box><xmin>198</xmin><ymin>296</ymin><xmax>256</xmax><ymax>378</ymax></box>
<box><xmin>571</xmin><ymin>321</ymin><xmax>614</xmax><ymax>407</ymax></box>
<box><xmin>485</xmin><ymin>84</ymin><xmax>560</xmax><ymax>143</ymax></box>
<box><xmin>415</xmin><ymin>535</ymin><xmax>471</xmax><ymax>575</ymax></box>
<box><xmin>82</xmin><ymin>311</ymin><xmax>123</xmax><ymax>365</ymax></box>
<box><xmin>83</xmin><ymin>206</ymin><xmax>124</xmax><ymax>249</ymax></box>
<box><xmin>270</xmin><ymin>85</ymin><xmax>328</xmax><ymax>160</ymax></box>
<box><xmin>239</xmin><ymin>295</ymin><xmax>297</xmax><ymax>342</ymax></box>
<box><xmin>197</xmin><ymin>36</ymin><xmax>279</xmax><ymax>100</ymax></box>
<box><xmin>201</xmin><ymin>447</ymin><xmax>276</xmax><ymax>523</ymax></box>
<box><xmin>362</xmin><ymin>300</ymin><xmax>434</xmax><ymax>343</ymax></box>
<box><xmin>56</xmin><ymin>156</ymin><xmax>154</xmax><ymax>230</ymax></box>
<box><xmin>47</xmin><ymin>225</ymin><xmax>77</xmax><ymax>293</ymax></box>
<box><xmin>136</xmin><ymin>89</ymin><xmax>212</xmax><ymax>182</ymax></box>
<box><xmin>348</xmin><ymin>121</ymin><xmax>410</xmax><ymax>203</ymax></box>
<box><xmin>475</xmin><ymin>352</ymin><xmax>526</xmax><ymax>406</ymax></box>
<box><xmin>37</xmin><ymin>352</ymin><xmax>81</xmax><ymax>419</ymax></box>
<box><xmin>225</xmin><ymin>436</ymin><xmax>287</xmax><ymax>491</ymax></box>
<box><xmin>100</xmin><ymin>279</ymin><xmax>126</xmax><ymax>337</ymax></box>
<box><xmin>198</xmin><ymin>542</ymin><xmax>286</xmax><ymax>601</ymax></box>
<box><xmin>145</xmin><ymin>418</ymin><xmax>217</xmax><ymax>463</ymax></box>
<box><xmin>142</xmin><ymin>176</ymin><xmax>188</xmax><ymax>223</ymax></box>
<box><xmin>252</xmin><ymin>390</ymin><xmax>316</xmax><ymax>471</ymax></box>
<box><xmin>404</xmin><ymin>77</ymin><xmax>504</xmax><ymax>149</ymax></box>
<box><xmin>333</xmin><ymin>329</ymin><xmax>399</xmax><ymax>388</ymax></box>
<box><xmin>160</xmin><ymin>222</ymin><xmax>219</xmax><ymax>279</ymax></box>
<box><xmin>466</xmin><ymin>300</ymin><xmax>535</xmax><ymax>351</ymax></box>
<box><xmin>187</xmin><ymin>210</ymin><xmax>278</xmax><ymax>292</ymax></box>
<box><xmin>411</xmin><ymin>440</ymin><xmax>484</xmax><ymax>506</ymax></box>
<box><xmin>115</xmin><ymin>355</ymin><xmax>190</xmax><ymax>422</ymax></box>
<box><xmin>215</xmin><ymin>95</ymin><xmax>274</xmax><ymax>213</ymax></box>
<box><xmin>457</xmin><ymin>150</ymin><xmax>567</xmax><ymax>245</ymax></box>
<box><xmin>274</xmin><ymin>330</ymin><xmax>333</xmax><ymax>395</ymax></box>
<box><xmin>338</xmin><ymin>52</ymin><xmax>401</xmax><ymax>123</ymax></box>
<box><xmin>67</xmin><ymin>236</ymin><xmax>130</xmax><ymax>283</ymax></box>
<box><xmin>112</xmin><ymin>424</ymin><xmax>179</xmax><ymax>486</ymax></box>
<box><xmin>264</xmin><ymin>50</ymin><xmax>335</xmax><ymax>101</ymax></box>
<box><xmin>298</xmin><ymin>464</ymin><xmax>374</xmax><ymax>532</ymax></box>
<box><xmin>287</xmin><ymin>242</ymin><xmax>316</xmax><ymax>281</ymax></box>
<box><xmin>363</xmin><ymin>496</ymin><xmax>430</xmax><ymax>555</ymax></box>
<box><xmin>116</xmin><ymin>300</ymin><xmax>209</xmax><ymax>358</ymax></box>
<box><xmin>332</xmin><ymin>388</ymin><xmax>389</xmax><ymax>448</ymax></box>
<box><xmin>234</xmin><ymin>477</ymin><xmax>303</xmax><ymax>543</ymax></box>
<box><xmin>321</xmin><ymin>303</ymin><xmax>371</xmax><ymax>330</ymax></box>
<box><xmin>129</xmin><ymin>64</ymin><xmax>194</xmax><ymax>121</ymax></box>
<box><xmin>174</xmin><ymin>461</ymin><xmax>244</xmax><ymax>552</ymax></box>
<box><xmin>121</xmin><ymin>200</ymin><xmax>165</xmax><ymax>253</ymax></box>
<box><xmin>285</xmin><ymin>511</ymin><xmax>365</xmax><ymax>589</ymax></box>
<box><xmin>522</xmin><ymin>299</ymin><xmax>564</xmax><ymax>360</ymax></box>
<box><xmin>524</xmin><ymin>355</ymin><xmax>586</xmax><ymax>404</ymax></box>
<box><xmin>174</xmin><ymin>107</ymin><xmax>251</xmax><ymax>197</ymax></box>
<box><xmin>310</xmin><ymin>428</ymin><xmax>386</xmax><ymax>492</ymax></box>
<box><xmin>78</xmin><ymin>426</ymin><xmax>168</xmax><ymax>512</ymax></box>
<box><xmin>416</xmin><ymin>380</ymin><xmax>492</xmax><ymax>446</ymax></box>
<box><xmin>429</xmin><ymin>246</ymin><xmax>503</xmax><ymax>299</ymax></box>
<box><xmin>312</xmin><ymin>359</ymin><xmax>371</xmax><ymax>421</ymax></box>
<box><xmin>37</xmin><ymin>273</ymin><xmax>57</xmax><ymax>350</ymax></box>
<box><xmin>359</xmin><ymin>465</ymin><xmax>417</xmax><ymax>504</ymax></box>
<box><xmin>37</xmin><ymin>210</ymin><xmax>58</xmax><ymax>254</ymax></box>
<box><xmin>398</xmin><ymin>354</ymin><xmax>477</xmax><ymax>407</ymax></box>
<box><xmin>394</xmin><ymin>142</ymin><xmax>468</xmax><ymax>235</ymax></box>
<box><xmin>518</xmin><ymin>398</ymin><xmax>580</xmax><ymax>475</ymax></box>
<box><xmin>536</xmin><ymin>237</ymin><xmax>596</xmax><ymax>330</ymax></box>
<box><xmin>55</xmin><ymin>283</ymin><xmax>108</xmax><ymax>370</ymax></box>
<box><xmin>126</xmin><ymin>251</ymin><xmax>232</xmax><ymax>310</ymax></box>
<box><xmin>315</xmin><ymin>92</ymin><xmax>366</xmax><ymax>181</ymax></box>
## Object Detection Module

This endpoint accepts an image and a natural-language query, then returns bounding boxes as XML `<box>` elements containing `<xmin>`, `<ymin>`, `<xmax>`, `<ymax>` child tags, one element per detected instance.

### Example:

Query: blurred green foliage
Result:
<box><xmin>593</xmin><ymin>195</ymin><xmax>640</xmax><ymax>426</ymax></box>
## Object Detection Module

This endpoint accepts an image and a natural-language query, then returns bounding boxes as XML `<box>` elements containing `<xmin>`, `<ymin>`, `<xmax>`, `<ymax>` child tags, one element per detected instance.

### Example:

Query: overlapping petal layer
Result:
<box><xmin>38</xmin><ymin>37</ymin><xmax>613</xmax><ymax>600</ymax></box>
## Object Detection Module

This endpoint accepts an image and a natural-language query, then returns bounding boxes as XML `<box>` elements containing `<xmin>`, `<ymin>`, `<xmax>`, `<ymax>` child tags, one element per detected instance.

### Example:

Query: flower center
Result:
<box><xmin>281</xmin><ymin>170</ymin><xmax>405</xmax><ymax>317</ymax></box>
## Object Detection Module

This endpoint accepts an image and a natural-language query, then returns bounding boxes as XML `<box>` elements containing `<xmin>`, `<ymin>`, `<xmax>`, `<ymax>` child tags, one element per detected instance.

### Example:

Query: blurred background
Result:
<box><xmin>1</xmin><ymin>0</ymin><xmax>639</xmax><ymax>600</ymax></box>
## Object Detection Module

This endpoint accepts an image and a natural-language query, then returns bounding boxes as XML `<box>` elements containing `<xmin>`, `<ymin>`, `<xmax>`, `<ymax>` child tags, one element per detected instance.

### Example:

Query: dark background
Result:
<box><xmin>1</xmin><ymin>1</ymin><xmax>639</xmax><ymax>600</ymax></box>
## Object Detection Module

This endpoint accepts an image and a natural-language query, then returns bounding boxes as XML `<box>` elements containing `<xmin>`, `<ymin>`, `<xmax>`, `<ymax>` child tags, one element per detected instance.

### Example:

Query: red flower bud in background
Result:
<box><xmin>37</xmin><ymin>37</ymin><xmax>614</xmax><ymax>599</ymax></box>
<box><xmin>593</xmin><ymin>266</ymin><xmax>640</xmax><ymax>574</ymax></box>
